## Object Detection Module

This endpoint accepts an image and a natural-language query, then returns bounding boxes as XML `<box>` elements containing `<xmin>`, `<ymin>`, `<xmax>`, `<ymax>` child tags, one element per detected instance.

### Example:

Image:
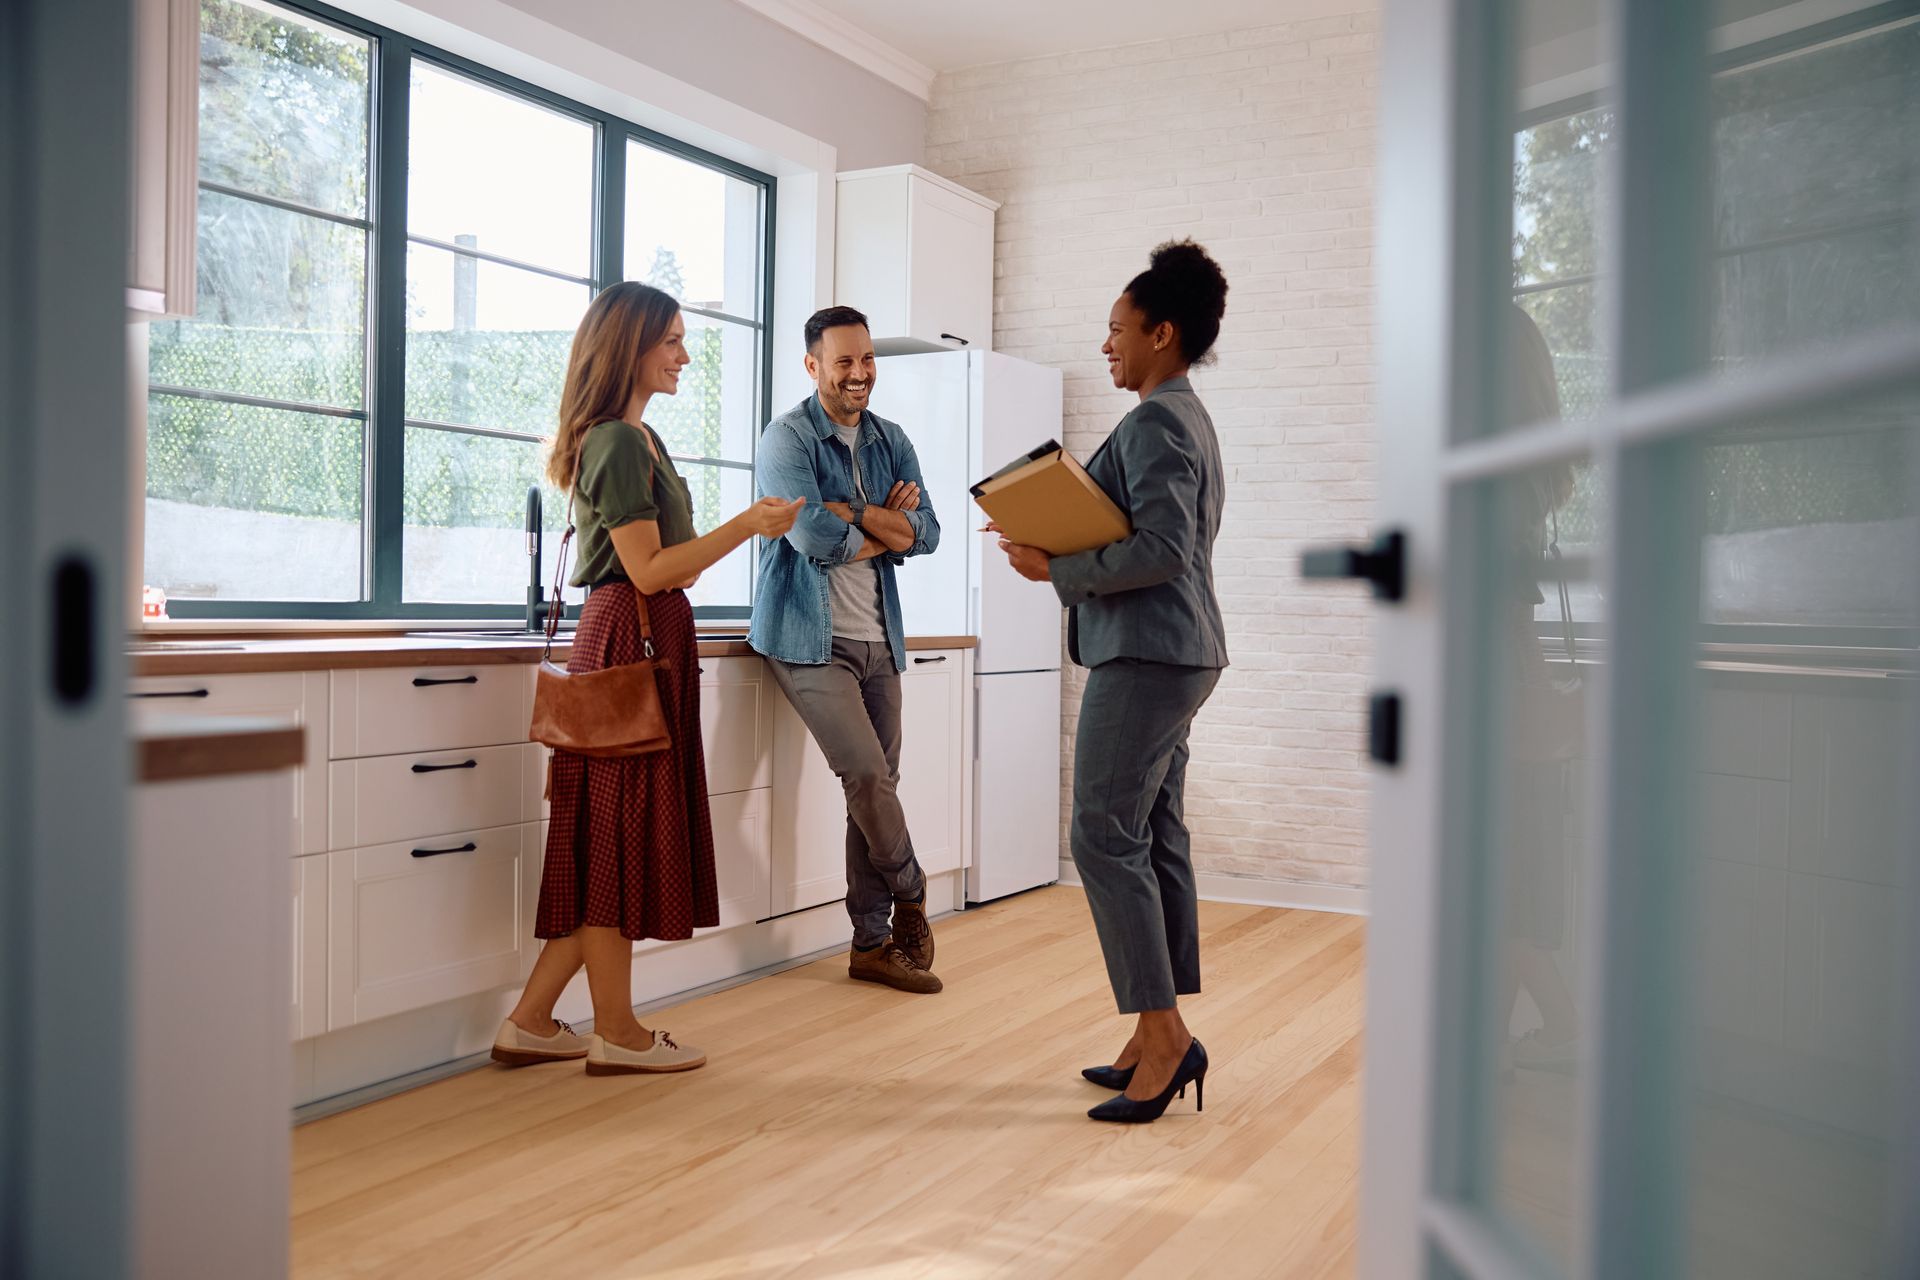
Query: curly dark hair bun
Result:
<box><xmin>1126</xmin><ymin>239</ymin><xmax>1229</xmax><ymax>365</ymax></box>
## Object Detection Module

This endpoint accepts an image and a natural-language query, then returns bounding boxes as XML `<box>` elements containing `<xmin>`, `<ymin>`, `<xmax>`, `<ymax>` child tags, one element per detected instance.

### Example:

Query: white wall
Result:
<box><xmin>925</xmin><ymin>11</ymin><xmax>1381</xmax><ymax>897</ymax></box>
<box><xmin>496</xmin><ymin>0</ymin><xmax>927</xmax><ymax>172</ymax></box>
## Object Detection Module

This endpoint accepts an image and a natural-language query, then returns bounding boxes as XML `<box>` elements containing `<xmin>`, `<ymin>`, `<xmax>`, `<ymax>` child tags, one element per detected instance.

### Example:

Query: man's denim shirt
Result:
<box><xmin>747</xmin><ymin>394</ymin><xmax>940</xmax><ymax>672</ymax></box>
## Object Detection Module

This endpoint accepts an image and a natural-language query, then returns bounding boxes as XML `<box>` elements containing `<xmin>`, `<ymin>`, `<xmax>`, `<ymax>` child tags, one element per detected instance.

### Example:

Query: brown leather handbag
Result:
<box><xmin>528</xmin><ymin>513</ymin><xmax>672</xmax><ymax>759</ymax></box>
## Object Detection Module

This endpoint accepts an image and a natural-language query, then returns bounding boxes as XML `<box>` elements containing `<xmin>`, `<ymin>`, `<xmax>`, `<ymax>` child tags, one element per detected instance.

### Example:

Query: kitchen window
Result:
<box><xmin>1511</xmin><ymin>8</ymin><xmax>1918</xmax><ymax>646</ymax></box>
<box><xmin>144</xmin><ymin>0</ymin><xmax>774</xmax><ymax>620</ymax></box>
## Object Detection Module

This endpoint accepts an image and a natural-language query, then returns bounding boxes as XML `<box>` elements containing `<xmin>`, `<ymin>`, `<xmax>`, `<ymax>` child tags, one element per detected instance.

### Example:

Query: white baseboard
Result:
<box><xmin>1054</xmin><ymin>859</ymin><xmax>1368</xmax><ymax>916</ymax></box>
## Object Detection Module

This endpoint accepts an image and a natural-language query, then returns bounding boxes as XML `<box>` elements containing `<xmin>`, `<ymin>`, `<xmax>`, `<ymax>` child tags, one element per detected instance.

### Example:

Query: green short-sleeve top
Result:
<box><xmin>568</xmin><ymin>420</ymin><xmax>696</xmax><ymax>587</ymax></box>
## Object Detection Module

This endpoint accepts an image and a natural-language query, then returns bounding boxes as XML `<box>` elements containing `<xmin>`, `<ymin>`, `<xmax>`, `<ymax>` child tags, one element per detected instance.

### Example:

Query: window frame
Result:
<box><xmin>1515</xmin><ymin>1</ymin><xmax>1920</xmax><ymax>656</ymax></box>
<box><xmin>157</xmin><ymin>0</ymin><xmax>775</xmax><ymax>622</ymax></box>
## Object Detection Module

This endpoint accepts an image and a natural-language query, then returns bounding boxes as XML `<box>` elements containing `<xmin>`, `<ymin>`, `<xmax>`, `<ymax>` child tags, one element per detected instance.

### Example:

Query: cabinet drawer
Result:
<box><xmin>330</xmin><ymin>665</ymin><xmax>532</xmax><ymax>760</ymax></box>
<box><xmin>329</xmin><ymin>743</ymin><xmax>542</xmax><ymax>849</ymax></box>
<box><xmin>328</xmin><ymin>824</ymin><xmax>534</xmax><ymax>1028</ymax></box>
<box><xmin>129</xmin><ymin>670</ymin><xmax>328</xmax><ymax>855</ymax></box>
<box><xmin>700</xmin><ymin>657</ymin><xmax>772</xmax><ymax>797</ymax></box>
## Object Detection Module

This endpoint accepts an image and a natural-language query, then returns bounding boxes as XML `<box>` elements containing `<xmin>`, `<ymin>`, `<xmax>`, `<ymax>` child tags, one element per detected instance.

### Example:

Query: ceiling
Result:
<box><xmin>735</xmin><ymin>0</ymin><xmax>1363</xmax><ymax>98</ymax></box>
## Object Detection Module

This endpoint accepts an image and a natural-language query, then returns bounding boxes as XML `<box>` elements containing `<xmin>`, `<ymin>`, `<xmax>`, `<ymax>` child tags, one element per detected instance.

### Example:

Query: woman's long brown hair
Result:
<box><xmin>545</xmin><ymin>281</ymin><xmax>681</xmax><ymax>490</ymax></box>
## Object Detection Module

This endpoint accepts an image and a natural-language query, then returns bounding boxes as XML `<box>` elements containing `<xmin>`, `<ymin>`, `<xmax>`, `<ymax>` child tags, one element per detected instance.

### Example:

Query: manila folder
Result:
<box><xmin>971</xmin><ymin>440</ymin><xmax>1131</xmax><ymax>556</ymax></box>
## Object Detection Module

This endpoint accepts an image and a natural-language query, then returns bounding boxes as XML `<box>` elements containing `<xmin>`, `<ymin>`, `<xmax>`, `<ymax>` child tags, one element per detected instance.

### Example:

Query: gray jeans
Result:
<box><xmin>768</xmin><ymin>637</ymin><xmax>926</xmax><ymax>948</ymax></box>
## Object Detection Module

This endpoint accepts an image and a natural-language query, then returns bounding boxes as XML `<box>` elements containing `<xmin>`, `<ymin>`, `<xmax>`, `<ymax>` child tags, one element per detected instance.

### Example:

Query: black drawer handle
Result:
<box><xmin>411</xmin><ymin>841</ymin><xmax>478</xmax><ymax>858</ymax></box>
<box><xmin>939</xmin><ymin>332</ymin><xmax>970</xmax><ymax>346</ymax></box>
<box><xmin>411</xmin><ymin>759</ymin><xmax>478</xmax><ymax>774</ymax></box>
<box><xmin>913</xmin><ymin>656</ymin><xmax>948</xmax><ymax>664</ymax></box>
<box><xmin>412</xmin><ymin>675</ymin><xmax>479</xmax><ymax>687</ymax></box>
<box><xmin>130</xmin><ymin>688</ymin><xmax>211</xmax><ymax>699</ymax></box>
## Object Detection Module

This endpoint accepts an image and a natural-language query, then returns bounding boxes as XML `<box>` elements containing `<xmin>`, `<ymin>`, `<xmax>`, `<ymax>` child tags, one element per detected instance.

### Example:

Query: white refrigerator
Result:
<box><xmin>872</xmin><ymin>350</ymin><xmax>1065</xmax><ymax>904</ymax></box>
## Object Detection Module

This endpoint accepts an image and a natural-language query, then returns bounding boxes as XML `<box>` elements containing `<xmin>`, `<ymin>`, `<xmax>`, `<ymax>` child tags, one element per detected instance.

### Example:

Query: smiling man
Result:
<box><xmin>749</xmin><ymin>306</ymin><xmax>945</xmax><ymax>993</ymax></box>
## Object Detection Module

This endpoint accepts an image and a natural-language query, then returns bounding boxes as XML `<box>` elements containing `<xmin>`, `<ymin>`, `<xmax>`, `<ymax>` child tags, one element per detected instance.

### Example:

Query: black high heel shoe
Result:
<box><xmin>1087</xmin><ymin>1039</ymin><xmax>1208</xmax><ymax>1124</ymax></box>
<box><xmin>1081</xmin><ymin>1063</ymin><xmax>1136</xmax><ymax>1090</ymax></box>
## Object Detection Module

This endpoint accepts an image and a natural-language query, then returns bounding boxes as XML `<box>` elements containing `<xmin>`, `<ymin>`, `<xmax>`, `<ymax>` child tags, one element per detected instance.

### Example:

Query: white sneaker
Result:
<box><xmin>490</xmin><ymin>1017</ymin><xmax>590</xmax><ymax>1066</ymax></box>
<box><xmin>584</xmin><ymin>1029</ymin><xmax>708</xmax><ymax>1075</ymax></box>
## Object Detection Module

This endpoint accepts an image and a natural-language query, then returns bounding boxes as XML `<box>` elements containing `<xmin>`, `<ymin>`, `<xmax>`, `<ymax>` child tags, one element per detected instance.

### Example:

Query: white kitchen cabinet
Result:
<box><xmin>836</xmin><ymin>165</ymin><xmax>997</xmax><ymax>355</ymax></box>
<box><xmin>331</xmin><ymin>664</ymin><xmax>533</xmax><ymax>759</ymax></box>
<box><xmin>699</xmin><ymin>656</ymin><xmax>774</xmax><ymax>796</ymax></box>
<box><xmin>900</xmin><ymin>650</ymin><xmax>967</xmax><ymax>876</ymax></box>
<box><xmin>770</xmin><ymin>648</ymin><xmax>972</xmax><ymax>914</ymax></box>
<box><xmin>292</xmin><ymin>853</ymin><xmax>328</xmax><ymax>1040</ymax></box>
<box><xmin>633</xmin><ymin>787</ymin><xmax>774</xmax><ymax>956</ymax></box>
<box><xmin>129</xmin><ymin>0</ymin><xmax>197</xmax><ymax>317</ymax></box>
<box><xmin>327</xmin><ymin>823</ymin><xmax>537</xmax><ymax>1028</ymax></box>
<box><xmin>130</xmin><ymin>670</ymin><xmax>329</xmax><ymax>853</ymax></box>
<box><xmin>328</xmin><ymin>741</ymin><xmax>544</xmax><ymax>849</ymax></box>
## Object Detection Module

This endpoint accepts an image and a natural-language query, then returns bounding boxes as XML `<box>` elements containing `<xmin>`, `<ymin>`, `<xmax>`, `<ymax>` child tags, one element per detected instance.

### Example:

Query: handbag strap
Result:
<box><xmin>544</xmin><ymin>429</ymin><xmax>660</xmax><ymax>661</ymax></box>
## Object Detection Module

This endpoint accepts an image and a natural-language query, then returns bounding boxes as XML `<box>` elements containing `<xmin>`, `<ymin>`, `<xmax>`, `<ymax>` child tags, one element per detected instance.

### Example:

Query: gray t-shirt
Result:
<box><xmin>828</xmin><ymin>423</ymin><xmax>887</xmax><ymax>642</ymax></box>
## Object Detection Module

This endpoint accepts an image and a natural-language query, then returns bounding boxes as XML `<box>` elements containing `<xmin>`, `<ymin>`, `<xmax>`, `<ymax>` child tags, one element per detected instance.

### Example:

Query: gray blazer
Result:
<box><xmin>1050</xmin><ymin>376</ymin><xmax>1228</xmax><ymax>670</ymax></box>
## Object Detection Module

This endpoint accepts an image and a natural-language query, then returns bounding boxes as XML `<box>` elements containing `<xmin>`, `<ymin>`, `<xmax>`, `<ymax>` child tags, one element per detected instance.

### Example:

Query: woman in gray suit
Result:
<box><xmin>996</xmin><ymin>240</ymin><xmax>1230</xmax><ymax>1123</ymax></box>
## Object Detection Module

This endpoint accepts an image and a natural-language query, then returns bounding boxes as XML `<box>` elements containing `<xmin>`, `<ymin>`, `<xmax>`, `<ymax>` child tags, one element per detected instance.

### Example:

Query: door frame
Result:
<box><xmin>1365</xmin><ymin>1</ymin><xmax>1920</xmax><ymax>1277</ymax></box>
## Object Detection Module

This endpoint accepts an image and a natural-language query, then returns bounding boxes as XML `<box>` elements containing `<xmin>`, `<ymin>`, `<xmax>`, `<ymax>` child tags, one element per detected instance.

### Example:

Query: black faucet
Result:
<box><xmin>525</xmin><ymin>485</ymin><xmax>544</xmax><ymax>632</ymax></box>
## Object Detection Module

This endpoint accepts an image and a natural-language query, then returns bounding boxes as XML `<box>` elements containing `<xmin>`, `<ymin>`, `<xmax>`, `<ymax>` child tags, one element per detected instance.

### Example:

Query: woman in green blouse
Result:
<box><xmin>493</xmin><ymin>283</ymin><xmax>803</xmax><ymax>1076</ymax></box>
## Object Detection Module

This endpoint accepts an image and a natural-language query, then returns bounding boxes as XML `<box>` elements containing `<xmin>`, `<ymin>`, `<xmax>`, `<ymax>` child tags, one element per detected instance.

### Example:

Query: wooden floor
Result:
<box><xmin>291</xmin><ymin>886</ymin><xmax>1365</xmax><ymax>1279</ymax></box>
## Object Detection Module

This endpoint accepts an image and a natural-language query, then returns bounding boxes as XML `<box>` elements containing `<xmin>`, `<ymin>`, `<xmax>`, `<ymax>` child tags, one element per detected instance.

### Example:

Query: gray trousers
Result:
<box><xmin>768</xmin><ymin>638</ymin><xmax>927</xmax><ymax>948</ymax></box>
<box><xmin>1070</xmin><ymin>658</ymin><xmax>1221</xmax><ymax>1014</ymax></box>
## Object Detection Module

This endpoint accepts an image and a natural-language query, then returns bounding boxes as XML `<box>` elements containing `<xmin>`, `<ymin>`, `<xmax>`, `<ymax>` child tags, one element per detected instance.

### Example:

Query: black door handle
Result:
<box><xmin>1301</xmin><ymin>529</ymin><xmax>1406</xmax><ymax>602</ymax></box>
<box><xmin>939</xmin><ymin>332</ymin><xmax>970</xmax><ymax>346</ymax></box>
<box><xmin>1369</xmin><ymin>691</ymin><xmax>1403</xmax><ymax>766</ymax></box>
<box><xmin>411</xmin><ymin>759</ymin><xmax>478</xmax><ymax>773</ymax></box>
<box><xmin>130</xmin><ymin>688</ymin><xmax>211</xmax><ymax>700</ymax></box>
<box><xmin>913</xmin><ymin>656</ymin><xmax>948</xmax><ymax>664</ymax></box>
<box><xmin>412</xmin><ymin>675</ymin><xmax>479</xmax><ymax>687</ymax></box>
<box><xmin>51</xmin><ymin>555</ymin><xmax>96</xmax><ymax>708</ymax></box>
<box><xmin>411</xmin><ymin>841</ymin><xmax>478</xmax><ymax>858</ymax></box>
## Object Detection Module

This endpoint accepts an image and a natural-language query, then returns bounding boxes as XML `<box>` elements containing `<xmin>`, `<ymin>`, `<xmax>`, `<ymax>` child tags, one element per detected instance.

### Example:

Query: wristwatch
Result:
<box><xmin>847</xmin><ymin>496</ymin><xmax>867</xmax><ymax>526</ymax></box>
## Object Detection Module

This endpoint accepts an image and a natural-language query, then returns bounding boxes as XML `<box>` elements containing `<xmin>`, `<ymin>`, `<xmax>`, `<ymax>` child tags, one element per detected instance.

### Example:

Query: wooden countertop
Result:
<box><xmin>133</xmin><ymin>711</ymin><xmax>306</xmax><ymax>783</ymax></box>
<box><xmin>129</xmin><ymin>632</ymin><xmax>978</xmax><ymax>676</ymax></box>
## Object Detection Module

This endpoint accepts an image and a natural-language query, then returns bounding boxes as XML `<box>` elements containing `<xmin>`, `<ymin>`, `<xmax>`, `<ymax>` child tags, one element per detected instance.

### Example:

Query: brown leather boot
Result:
<box><xmin>848</xmin><ymin>940</ymin><xmax>943</xmax><ymax>994</ymax></box>
<box><xmin>891</xmin><ymin>898</ymin><xmax>934</xmax><ymax>972</ymax></box>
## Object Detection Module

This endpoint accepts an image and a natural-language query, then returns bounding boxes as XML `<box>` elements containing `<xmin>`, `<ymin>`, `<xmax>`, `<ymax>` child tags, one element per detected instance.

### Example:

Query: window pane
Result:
<box><xmin>404</xmin><ymin>243</ymin><xmax>589</xmax><ymax>434</ymax></box>
<box><xmin>402</xmin><ymin>427</ymin><xmax>567</xmax><ymax>604</ymax></box>
<box><xmin>198</xmin><ymin>0</ymin><xmax>370</xmax><ymax>217</ymax></box>
<box><xmin>1501</xmin><ymin>0</ymin><xmax>1615</xmax><ymax>437</ymax></box>
<box><xmin>625</xmin><ymin>140</ymin><xmax>762</xmax><ymax>319</ymax></box>
<box><xmin>145</xmin><ymin>393</ymin><xmax>363</xmax><ymax>601</ymax></box>
<box><xmin>678</xmin><ymin>462</ymin><xmax>755</xmax><ymax>611</ymax></box>
<box><xmin>150</xmin><ymin>188</ymin><xmax>367</xmax><ymax>410</ymax></box>
<box><xmin>646</xmin><ymin>316</ymin><xmax>759</xmax><ymax>464</ymax></box>
<box><xmin>408</xmin><ymin>62</ymin><xmax>594</xmax><ymax>276</ymax></box>
<box><xmin>1707</xmin><ymin>17</ymin><xmax>1920</xmax><ymax>378</ymax></box>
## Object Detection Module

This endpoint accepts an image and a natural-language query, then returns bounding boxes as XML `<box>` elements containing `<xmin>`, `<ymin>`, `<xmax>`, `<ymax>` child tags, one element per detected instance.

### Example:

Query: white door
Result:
<box><xmin>0</xmin><ymin>0</ymin><xmax>137</xmax><ymax>1274</ymax></box>
<box><xmin>970</xmin><ymin>670</ymin><xmax>1063</xmax><ymax>902</ymax></box>
<box><xmin>1362</xmin><ymin>3</ymin><xmax>1920</xmax><ymax>1278</ymax></box>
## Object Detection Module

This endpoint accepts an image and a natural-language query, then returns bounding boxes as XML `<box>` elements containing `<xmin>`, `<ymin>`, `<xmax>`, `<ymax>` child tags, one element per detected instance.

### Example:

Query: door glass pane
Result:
<box><xmin>402</xmin><ymin>427</ymin><xmax>565</xmax><ymax>604</ymax></box>
<box><xmin>1675</xmin><ymin>390</ymin><xmax>1918</xmax><ymax>1278</ymax></box>
<box><xmin>403</xmin><ymin>242</ymin><xmax>589</xmax><ymax>434</ymax></box>
<box><xmin>197</xmin><ymin>0</ymin><xmax>370</xmax><ymax>218</ymax></box>
<box><xmin>645</xmin><ymin>315</ymin><xmax>760</xmax><ymax>464</ymax></box>
<box><xmin>1455</xmin><ymin>453</ymin><xmax>1607</xmax><ymax>1271</ymax></box>
<box><xmin>1503</xmin><ymin>0</ymin><xmax>1615</xmax><ymax>434</ymax></box>
<box><xmin>1707</xmin><ymin>10</ymin><xmax>1920</xmax><ymax>381</ymax></box>
<box><xmin>144</xmin><ymin>394</ymin><xmax>363</xmax><ymax>601</ymax></box>
<box><xmin>407</xmin><ymin>61</ymin><xmax>594</xmax><ymax>276</ymax></box>
<box><xmin>150</xmin><ymin>188</ymin><xmax>368</xmax><ymax>410</ymax></box>
<box><xmin>625</xmin><ymin>141</ymin><xmax>763</xmax><ymax>320</ymax></box>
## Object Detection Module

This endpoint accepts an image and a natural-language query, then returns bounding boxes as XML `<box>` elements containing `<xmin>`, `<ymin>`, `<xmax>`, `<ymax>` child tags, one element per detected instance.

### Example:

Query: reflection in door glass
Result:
<box><xmin>1676</xmin><ymin>393</ymin><xmax>1917</xmax><ymax>1279</ymax></box>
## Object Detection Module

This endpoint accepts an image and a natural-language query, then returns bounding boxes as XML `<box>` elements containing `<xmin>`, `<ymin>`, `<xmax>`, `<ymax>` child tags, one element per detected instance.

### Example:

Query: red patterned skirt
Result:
<box><xmin>534</xmin><ymin>582</ymin><xmax>718</xmax><ymax>942</ymax></box>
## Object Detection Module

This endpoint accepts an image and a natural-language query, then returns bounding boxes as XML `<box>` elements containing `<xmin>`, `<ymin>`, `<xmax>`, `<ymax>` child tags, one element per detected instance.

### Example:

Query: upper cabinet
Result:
<box><xmin>129</xmin><ymin>0</ymin><xmax>198</xmax><ymax>318</ymax></box>
<box><xmin>835</xmin><ymin>166</ymin><xmax>996</xmax><ymax>356</ymax></box>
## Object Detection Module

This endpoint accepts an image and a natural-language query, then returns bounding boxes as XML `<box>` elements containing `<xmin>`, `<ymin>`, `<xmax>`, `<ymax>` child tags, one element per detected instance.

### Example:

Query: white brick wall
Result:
<box><xmin>926</xmin><ymin>9</ymin><xmax>1380</xmax><ymax>893</ymax></box>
